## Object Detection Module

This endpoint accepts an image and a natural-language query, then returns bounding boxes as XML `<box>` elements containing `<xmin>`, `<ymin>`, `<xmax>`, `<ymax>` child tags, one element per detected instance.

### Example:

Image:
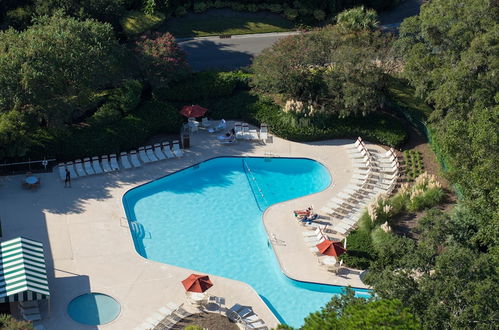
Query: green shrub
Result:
<box><xmin>154</xmin><ymin>71</ymin><xmax>249</xmax><ymax>102</ymax></box>
<box><xmin>408</xmin><ymin>187</ymin><xmax>445</xmax><ymax>212</ymax></box>
<box><xmin>283</xmin><ymin>8</ymin><xmax>299</xmax><ymax>20</ymax></box>
<box><xmin>357</xmin><ymin>211</ymin><xmax>373</xmax><ymax>233</ymax></box>
<box><xmin>0</xmin><ymin>314</ymin><xmax>33</xmax><ymax>330</ymax></box>
<box><xmin>109</xmin><ymin>79</ymin><xmax>143</xmax><ymax>114</ymax></box>
<box><xmin>121</xmin><ymin>10</ymin><xmax>166</xmax><ymax>36</ymax></box>
<box><xmin>229</xmin><ymin>2</ymin><xmax>246</xmax><ymax>11</ymax></box>
<box><xmin>268</xmin><ymin>4</ymin><xmax>283</xmax><ymax>13</ymax></box>
<box><xmin>5</xmin><ymin>5</ymin><xmax>34</xmax><ymax>30</ymax></box>
<box><xmin>89</xmin><ymin>103</ymin><xmax>122</xmax><ymax>126</ymax></box>
<box><xmin>185</xmin><ymin>326</ymin><xmax>203</xmax><ymax>330</ymax></box>
<box><xmin>213</xmin><ymin>1</ymin><xmax>227</xmax><ymax>8</ymax></box>
<box><xmin>246</xmin><ymin>4</ymin><xmax>259</xmax><ymax>12</ymax></box>
<box><xmin>174</xmin><ymin>6</ymin><xmax>188</xmax><ymax>17</ymax></box>
<box><xmin>193</xmin><ymin>2</ymin><xmax>209</xmax><ymax>13</ymax></box>
<box><xmin>313</xmin><ymin>9</ymin><xmax>326</xmax><ymax>21</ymax></box>
<box><xmin>342</xmin><ymin>229</ymin><xmax>375</xmax><ymax>269</ymax></box>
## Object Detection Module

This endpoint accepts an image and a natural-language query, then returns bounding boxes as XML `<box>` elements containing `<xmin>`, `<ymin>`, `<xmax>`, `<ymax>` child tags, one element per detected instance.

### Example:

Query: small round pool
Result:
<box><xmin>67</xmin><ymin>293</ymin><xmax>120</xmax><ymax>325</ymax></box>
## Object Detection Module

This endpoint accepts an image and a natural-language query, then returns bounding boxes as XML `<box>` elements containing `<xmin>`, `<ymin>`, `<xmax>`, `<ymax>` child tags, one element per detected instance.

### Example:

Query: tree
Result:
<box><xmin>0</xmin><ymin>13</ymin><xmax>126</xmax><ymax>128</ymax></box>
<box><xmin>0</xmin><ymin>314</ymin><xmax>33</xmax><ymax>329</ymax></box>
<box><xmin>336</xmin><ymin>6</ymin><xmax>379</xmax><ymax>32</ymax></box>
<box><xmin>277</xmin><ymin>288</ymin><xmax>421</xmax><ymax>329</ymax></box>
<box><xmin>134</xmin><ymin>32</ymin><xmax>190</xmax><ymax>88</ymax></box>
<box><xmin>251</xmin><ymin>26</ymin><xmax>391</xmax><ymax>118</ymax></box>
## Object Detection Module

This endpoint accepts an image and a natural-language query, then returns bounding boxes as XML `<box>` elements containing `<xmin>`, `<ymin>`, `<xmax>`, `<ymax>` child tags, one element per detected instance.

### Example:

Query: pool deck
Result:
<box><xmin>0</xmin><ymin>121</ymin><xmax>383</xmax><ymax>329</ymax></box>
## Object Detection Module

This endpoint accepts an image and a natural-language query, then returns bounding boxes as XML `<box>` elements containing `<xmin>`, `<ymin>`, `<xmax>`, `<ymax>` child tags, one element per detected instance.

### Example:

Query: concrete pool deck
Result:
<box><xmin>0</xmin><ymin>122</ymin><xmax>383</xmax><ymax>329</ymax></box>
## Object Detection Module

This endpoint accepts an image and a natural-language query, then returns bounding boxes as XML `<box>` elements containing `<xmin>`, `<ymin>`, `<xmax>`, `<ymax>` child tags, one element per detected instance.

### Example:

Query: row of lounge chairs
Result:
<box><xmin>134</xmin><ymin>302</ymin><xmax>189</xmax><ymax>330</ymax></box>
<box><xmin>57</xmin><ymin>141</ymin><xmax>184</xmax><ymax>180</ymax></box>
<box><xmin>226</xmin><ymin>303</ymin><xmax>268</xmax><ymax>330</ymax></box>
<box><xmin>234</xmin><ymin>122</ymin><xmax>268</xmax><ymax>142</ymax></box>
<box><xmin>315</xmin><ymin>137</ymin><xmax>399</xmax><ymax>234</ymax></box>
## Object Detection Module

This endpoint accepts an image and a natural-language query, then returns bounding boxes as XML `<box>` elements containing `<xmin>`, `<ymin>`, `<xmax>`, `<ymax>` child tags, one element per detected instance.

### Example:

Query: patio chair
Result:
<box><xmin>227</xmin><ymin>304</ymin><xmax>254</xmax><ymax>322</ymax></box>
<box><xmin>161</xmin><ymin>142</ymin><xmax>175</xmax><ymax>159</ymax></box>
<box><xmin>129</xmin><ymin>150</ymin><xmax>142</xmax><ymax>168</ymax></box>
<box><xmin>83</xmin><ymin>157</ymin><xmax>95</xmax><ymax>175</ymax></box>
<box><xmin>110</xmin><ymin>154</ymin><xmax>120</xmax><ymax>171</ymax></box>
<box><xmin>120</xmin><ymin>152</ymin><xmax>132</xmax><ymax>169</ymax></box>
<box><xmin>201</xmin><ymin>117</ymin><xmax>210</xmax><ymax>128</ymax></box>
<box><xmin>346</xmin><ymin>137</ymin><xmax>363</xmax><ymax>150</ymax></box>
<box><xmin>74</xmin><ymin>159</ymin><xmax>87</xmax><ymax>176</ymax></box>
<box><xmin>249</xmin><ymin>128</ymin><xmax>259</xmax><ymax>140</ymax></box>
<box><xmin>242</xmin><ymin>123</ymin><xmax>251</xmax><ymax>140</ymax></box>
<box><xmin>153</xmin><ymin>143</ymin><xmax>166</xmax><ymax>160</ymax></box>
<box><xmin>58</xmin><ymin>163</ymin><xmax>66</xmax><ymax>180</ymax></box>
<box><xmin>91</xmin><ymin>156</ymin><xmax>103</xmax><ymax>174</ymax></box>
<box><xmin>101</xmin><ymin>155</ymin><xmax>113</xmax><ymax>172</ymax></box>
<box><xmin>219</xmin><ymin>135</ymin><xmax>237</xmax><ymax>144</ymax></box>
<box><xmin>302</xmin><ymin>226</ymin><xmax>323</xmax><ymax>237</ymax></box>
<box><xmin>172</xmin><ymin>140</ymin><xmax>183</xmax><ymax>157</ymax></box>
<box><xmin>145</xmin><ymin>145</ymin><xmax>158</xmax><ymax>162</ymax></box>
<box><xmin>65</xmin><ymin>161</ymin><xmax>78</xmax><ymax>178</ymax></box>
<box><xmin>138</xmin><ymin>147</ymin><xmax>151</xmax><ymax>163</ymax></box>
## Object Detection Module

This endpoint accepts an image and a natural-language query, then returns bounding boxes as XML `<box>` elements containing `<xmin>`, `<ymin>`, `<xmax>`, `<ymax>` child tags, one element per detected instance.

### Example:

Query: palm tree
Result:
<box><xmin>336</xmin><ymin>6</ymin><xmax>380</xmax><ymax>32</ymax></box>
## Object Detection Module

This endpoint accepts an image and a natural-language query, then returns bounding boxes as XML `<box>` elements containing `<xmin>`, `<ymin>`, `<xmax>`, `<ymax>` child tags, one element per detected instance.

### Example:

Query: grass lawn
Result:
<box><xmin>164</xmin><ymin>13</ymin><xmax>295</xmax><ymax>37</ymax></box>
<box><xmin>121</xmin><ymin>11</ymin><xmax>166</xmax><ymax>36</ymax></box>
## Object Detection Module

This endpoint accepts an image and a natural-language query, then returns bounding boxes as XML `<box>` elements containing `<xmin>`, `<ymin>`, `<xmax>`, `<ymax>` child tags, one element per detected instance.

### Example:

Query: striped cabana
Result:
<box><xmin>0</xmin><ymin>237</ymin><xmax>50</xmax><ymax>303</ymax></box>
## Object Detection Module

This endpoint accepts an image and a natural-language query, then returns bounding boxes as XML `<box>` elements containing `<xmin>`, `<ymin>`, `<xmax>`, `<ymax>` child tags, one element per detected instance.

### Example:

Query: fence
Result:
<box><xmin>389</xmin><ymin>102</ymin><xmax>463</xmax><ymax>198</ymax></box>
<box><xmin>0</xmin><ymin>158</ymin><xmax>56</xmax><ymax>176</ymax></box>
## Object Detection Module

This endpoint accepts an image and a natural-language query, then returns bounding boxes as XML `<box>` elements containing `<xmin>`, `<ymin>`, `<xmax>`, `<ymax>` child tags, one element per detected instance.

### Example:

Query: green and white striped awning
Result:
<box><xmin>0</xmin><ymin>237</ymin><xmax>50</xmax><ymax>303</ymax></box>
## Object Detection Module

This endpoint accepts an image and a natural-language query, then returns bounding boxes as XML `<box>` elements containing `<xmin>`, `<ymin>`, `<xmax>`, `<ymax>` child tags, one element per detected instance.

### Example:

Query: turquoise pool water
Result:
<box><xmin>123</xmin><ymin>157</ymin><xmax>369</xmax><ymax>327</ymax></box>
<box><xmin>67</xmin><ymin>293</ymin><xmax>121</xmax><ymax>325</ymax></box>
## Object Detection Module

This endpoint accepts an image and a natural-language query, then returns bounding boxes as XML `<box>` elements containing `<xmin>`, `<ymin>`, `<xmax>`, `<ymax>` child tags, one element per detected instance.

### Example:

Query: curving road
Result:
<box><xmin>179</xmin><ymin>0</ymin><xmax>424</xmax><ymax>71</ymax></box>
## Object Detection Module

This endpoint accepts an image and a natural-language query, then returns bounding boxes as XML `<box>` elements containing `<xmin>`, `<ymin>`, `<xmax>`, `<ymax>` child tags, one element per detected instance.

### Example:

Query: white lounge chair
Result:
<box><xmin>110</xmin><ymin>154</ymin><xmax>120</xmax><ymax>171</ymax></box>
<box><xmin>101</xmin><ymin>155</ymin><xmax>113</xmax><ymax>172</ymax></box>
<box><xmin>234</xmin><ymin>122</ymin><xmax>243</xmax><ymax>139</ymax></box>
<box><xmin>346</xmin><ymin>137</ymin><xmax>363</xmax><ymax>150</ymax></box>
<box><xmin>249</xmin><ymin>128</ymin><xmax>259</xmax><ymax>140</ymax></box>
<box><xmin>65</xmin><ymin>161</ymin><xmax>78</xmax><ymax>178</ymax></box>
<box><xmin>208</xmin><ymin>119</ymin><xmax>226</xmax><ymax>133</ymax></box>
<box><xmin>153</xmin><ymin>143</ymin><xmax>166</xmax><ymax>160</ymax></box>
<box><xmin>172</xmin><ymin>140</ymin><xmax>183</xmax><ymax>157</ymax></box>
<box><xmin>138</xmin><ymin>147</ymin><xmax>151</xmax><ymax>163</ymax></box>
<box><xmin>83</xmin><ymin>157</ymin><xmax>95</xmax><ymax>175</ymax></box>
<box><xmin>303</xmin><ymin>226</ymin><xmax>324</xmax><ymax>237</ymax></box>
<box><xmin>120</xmin><ymin>152</ymin><xmax>132</xmax><ymax>169</ymax></box>
<box><xmin>145</xmin><ymin>146</ymin><xmax>158</xmax><ymax>162</ymax></box>
<box><xmin>219</xmin><ymin>135</ymin><xmax>237</xmax><ymax>144</ymax></box>
<box><xmin>259</xmin><ymin>124</ymin><xmax>268</xmax><ymax>142</ymax></box>
<box><xmin>57</xmin><ymin>163</ymin><xmax>66</xmax><ymax>180</ymax></box>
<box><xmin>74</xmin><ymin>159</ymin><xmax>87</xmax><ymax>176</ymax></box>
<box><xmin>242</xmin><ymin>123</ymin><xmax>251</xmax><ymax>140</ymax></box>
<box><xmin>161</xmin><ymin>142</ymin><xmax>175</xmax><ymax>159</ymax></box>
<box><xmin>129</xmin><ymin>150</ymin><xmax>142</xmax><ymax>168</ymax></box>
<box><xmin>91</xmin><ymin>156</ymin><xmax>103</xmax><ymax>174</ymax></box>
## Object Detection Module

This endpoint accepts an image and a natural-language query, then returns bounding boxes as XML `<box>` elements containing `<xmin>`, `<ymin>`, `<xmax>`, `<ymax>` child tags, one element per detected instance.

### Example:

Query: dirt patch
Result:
<box><xmin>173</xmin><ymin>312</ymin><xmax>239</xmax><ymax>330</ymax></box>
<box><xmin>389</xmin><ymin>115</ymin><xmax>456</xmax><ymax>237</ymax></box>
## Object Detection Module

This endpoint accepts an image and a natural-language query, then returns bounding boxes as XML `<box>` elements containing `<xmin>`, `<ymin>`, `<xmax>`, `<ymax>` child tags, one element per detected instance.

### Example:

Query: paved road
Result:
<box><xmin>179</xmin><ymin>32</ymin><xmax>298</xmax><ymax>71</ymax></box>
<box><xmin>179</xmin><ymin>0</ymin><xmax>424</xmax><ymax>71</ymax></box>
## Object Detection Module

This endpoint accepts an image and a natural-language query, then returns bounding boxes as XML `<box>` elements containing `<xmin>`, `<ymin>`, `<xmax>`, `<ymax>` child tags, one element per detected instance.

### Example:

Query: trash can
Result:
<box><xmin>182</xmin><ymin>132</ymin><xmax>190</xmax><ymax>149</ymax></box>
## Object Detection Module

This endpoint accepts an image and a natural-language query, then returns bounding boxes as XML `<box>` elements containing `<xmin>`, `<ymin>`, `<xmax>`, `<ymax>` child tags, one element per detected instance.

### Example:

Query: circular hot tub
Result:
<box><xmin>67</xmin><ymin>293</ymin><xmax>120</xmax><ymax>325</ymax></box>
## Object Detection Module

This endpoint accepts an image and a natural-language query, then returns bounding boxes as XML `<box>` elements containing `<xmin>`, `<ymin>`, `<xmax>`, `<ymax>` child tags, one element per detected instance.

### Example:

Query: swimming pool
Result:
<box><xmin>123</xmin><ymin>157</ymin><xmax>369</xmax><ymax>327</ymax></box>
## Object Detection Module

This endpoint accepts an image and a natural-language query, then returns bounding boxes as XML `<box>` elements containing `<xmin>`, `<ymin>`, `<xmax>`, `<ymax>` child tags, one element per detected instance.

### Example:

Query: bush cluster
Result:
<box><xmin>154</xmin><ymin>71</ymin><xmax>251</xmax><ymax>102</ymax></box>
<box><xmin>253</xmin><ymin>98</ymin><xmax>407</xmax><ymax>147</ymax></box>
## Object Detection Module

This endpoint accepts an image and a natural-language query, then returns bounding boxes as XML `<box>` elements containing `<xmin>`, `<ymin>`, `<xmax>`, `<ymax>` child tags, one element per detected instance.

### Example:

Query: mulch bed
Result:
<box><xmin>174</xmin><ymin>312</ymin><xmax>239</xmax><ymax>330</ymax></box>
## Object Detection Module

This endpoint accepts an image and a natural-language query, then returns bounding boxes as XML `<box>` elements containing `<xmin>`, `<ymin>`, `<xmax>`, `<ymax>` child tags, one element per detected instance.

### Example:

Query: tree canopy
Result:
<box><xmin>336</xmin><ymin>6</ymin><xmax>379</xmax><ymax>32</ymax></box>
<box><xmin>251</xmin><ymin>25</ymin><xmax>393</xmax><ymax>117</ymax></box>
<box><xmin>0</xmin><ymin>13</ymin><xmax>125</xmax><ymax>128</ymax></box>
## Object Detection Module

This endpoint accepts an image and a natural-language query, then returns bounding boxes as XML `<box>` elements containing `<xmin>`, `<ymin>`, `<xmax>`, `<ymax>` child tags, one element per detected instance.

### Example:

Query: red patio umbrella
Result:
<box><xmin>316</xmin><ymin>240</ymin><xmax>346</xmax><ymax>257</ymax></box>
<box><xmin>181</xmin><ymin>274</ymin><xmax>213</xmax><ymax>293</ymax></box>
<box><xmin>179</xmin><ymin>105</ymin><xmax>207</xmax><ymax>118</ymax></box>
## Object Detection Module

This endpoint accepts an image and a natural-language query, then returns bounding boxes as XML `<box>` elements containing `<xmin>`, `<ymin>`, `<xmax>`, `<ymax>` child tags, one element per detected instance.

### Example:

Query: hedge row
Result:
<box><xmin>30</xmin><ymin>100</ymin><xmax>183</xmax><ymax>161</ymax></box>
<box><xmin>154</xmin><ymin>71</ymin><xmax>251</xmax><ymax>102</ymax></box>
